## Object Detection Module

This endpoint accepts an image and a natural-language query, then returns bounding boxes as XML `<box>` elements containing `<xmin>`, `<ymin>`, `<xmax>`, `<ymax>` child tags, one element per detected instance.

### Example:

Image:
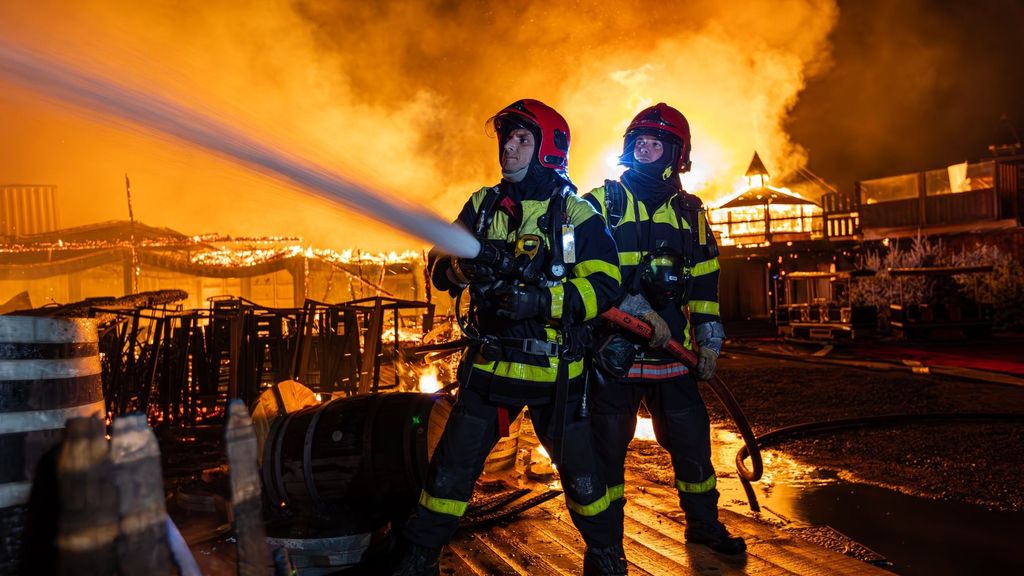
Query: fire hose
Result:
<box><xmin>600</xmin><ymin>308</ymin><xmax>765</xmax><ymax>507</ymax></box>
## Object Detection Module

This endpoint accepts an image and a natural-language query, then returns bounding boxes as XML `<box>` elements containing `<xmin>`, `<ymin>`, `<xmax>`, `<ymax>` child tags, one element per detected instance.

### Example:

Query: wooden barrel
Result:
<box><xmin>0</xmin><ymin>316</ymin><xmax>104</xmax><ymax>573</ymax></box>
<box><xmin>111</xmin><ymin>414</ymin><xmax>172</xmax><ymax>575</ymax></box>
<box><xmin>262</xmin><ymin>392</ymin><xmax>450</xmax><ymax>532</ymax></box>
<box><xmin>483</xmin><ymin>413</ymin><xmax>522</xmax><ymax>473</ymax></box>
<box><xmin>56</xmin><ymin>416</ymin><xmax>117</xmax><ymax>576</ymax></box>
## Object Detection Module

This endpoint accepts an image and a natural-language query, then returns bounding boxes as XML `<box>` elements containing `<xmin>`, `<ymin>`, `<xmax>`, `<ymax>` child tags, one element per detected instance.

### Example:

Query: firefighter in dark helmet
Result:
<box><xmin>583</xmin><ymin>103</ymin><xmax>745</xmax><ymax>560</ymax></box>
<box><xmin>394</xmin><ymin>99</ymin><xmax>624</xmax><ymax>576</ymax></box>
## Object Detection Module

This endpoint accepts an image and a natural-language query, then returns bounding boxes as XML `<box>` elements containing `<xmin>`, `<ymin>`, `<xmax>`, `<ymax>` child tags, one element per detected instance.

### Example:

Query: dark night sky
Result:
<box><xmin>788</xmin><ymin>0</ymin><xmax>1024</xmax><ymax>193</ymax></box>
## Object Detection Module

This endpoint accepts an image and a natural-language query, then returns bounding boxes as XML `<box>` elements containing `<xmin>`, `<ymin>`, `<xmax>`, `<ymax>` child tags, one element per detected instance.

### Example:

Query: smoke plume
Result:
<box><xmin>0</xmin><ymin>0</ymin><xmax>839</xmax><ymax>250</ymax></box>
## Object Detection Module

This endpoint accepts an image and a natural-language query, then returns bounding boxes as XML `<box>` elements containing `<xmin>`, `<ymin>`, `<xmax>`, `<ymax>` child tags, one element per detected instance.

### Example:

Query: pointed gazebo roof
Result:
<box><xmin>744</xmin><ymin>151</ymin><xmax>770</xmax><ymax>178</ymax></box>
<box><xmin>718</xmin><ymin>186</ymin><xmax>818</xmax><ymax>209</ymax></box>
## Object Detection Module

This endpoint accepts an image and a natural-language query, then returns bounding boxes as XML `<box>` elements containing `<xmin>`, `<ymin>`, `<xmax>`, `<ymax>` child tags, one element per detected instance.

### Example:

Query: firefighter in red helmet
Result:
<box><xmin>393</xmin><ymin>99</ymin><xmax>624</xmax><ymax>575</ymax></box>
<box><xmin>583</xmin><ymin>103</ymin><xmax>745</xmax><ymax>561</ymax></box>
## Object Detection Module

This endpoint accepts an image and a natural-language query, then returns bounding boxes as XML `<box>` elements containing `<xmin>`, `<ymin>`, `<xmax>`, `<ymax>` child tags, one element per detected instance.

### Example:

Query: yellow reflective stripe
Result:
<box><xmin>549</xmin><ymin>284</ymin><xmax>565</xmax><ymax>320</ymax></box>
<box><xmin>689</xmin><ymin>300</ymin><xmax>720</xmax><ymax>316</ymax></box>
<box><xmin>596</xmin><ymin>188</ymin><xmax>609</xmax><ymax>221</ymax></box>
<box><xmin>419</xmin><ymin>490</ymin><xmax>468</xmax><ymax>517</ymax></box>
<box><xmin>619</xmin><ymin>251</ymin><xmax>642</xmax><ymax>266</ymax></box>
<box><xmin>650</xmin><ymin>205</ymin><xmax>683</xmax><ymax>228</ymax></box>
<box><xmin>676</xmin><ymin>475</ymin><xmax>717</xmax><ymax>494</ymax></box>
<box><xmin>473</xmin><ymin>358</ymin><xmax>585</xmax><ymax>382</ymax></box>
<box><xmin>586</xmin><ymin>187</ymin><xmax>608</xmax><ymax>221</ymax></box>
<box><xmin>469</xmin><ymin>187</ymin><xmax>491</xmax><ymax>212</ymax></box>
<box><xmin>688</xmin><ymin>257</ymin><xmax>720</xmax><ymax>277</ymax></box>
<box><xmin>573</xmin><ymin>259</ymin><xmax>621</xmax><ymax>283</ymax></box>
<box><xmin>565</xmin><ymin>487</ymin><xmax>612</xmax><ymax>517</ymax></box>
<box><xmin>608</xmin><ymin>484</ymin><xmax>625</xmax><ymax>502</ymax></box>
<box><xmin>567</xmin><ymin>195</ymin><xmax>600</xmax><ymax>226</ymax></box>
<box><xmin>569</xmin><ymin>277</ymin><xmax>598</xmax><ymax>320</ymax></box>
<box><xmin>698</xmin><ymin>210</ymin><xmax>707</xmax><ymax>245</ymax></box>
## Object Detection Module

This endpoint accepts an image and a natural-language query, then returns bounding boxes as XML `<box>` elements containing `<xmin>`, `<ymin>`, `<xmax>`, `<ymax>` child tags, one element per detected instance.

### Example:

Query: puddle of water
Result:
<box><xmin>765</xmin><ymin>482</ymin><xmax>1024</xmax><ymax>575</ymax></box>
<box><xmin>709</xmin><ymin>425</ymin><xmax>1024</xmax><ymax>575</ymax></box>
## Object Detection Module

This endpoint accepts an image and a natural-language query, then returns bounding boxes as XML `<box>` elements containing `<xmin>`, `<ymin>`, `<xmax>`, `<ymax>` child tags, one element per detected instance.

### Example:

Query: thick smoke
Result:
<box><xmin>0</xmin><ymin>0</ymin><xmax>838</xmax><ymax>250</ymax></box>
<box><xmin>788</xmin><ymin>0</ymin><xmax>1024</xmax><ymax>191</ymax></box>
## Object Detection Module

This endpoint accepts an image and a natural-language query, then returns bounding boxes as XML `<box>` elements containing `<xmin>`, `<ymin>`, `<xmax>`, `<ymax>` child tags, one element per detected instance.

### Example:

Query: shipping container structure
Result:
<box><xmin>1</xmin><ymin>184</ymin><xmax>59</xmax><ymax>237</ymax></box>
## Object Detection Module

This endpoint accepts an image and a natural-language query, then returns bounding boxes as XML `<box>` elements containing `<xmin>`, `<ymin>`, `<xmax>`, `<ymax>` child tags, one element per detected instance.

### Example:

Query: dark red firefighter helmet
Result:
<box><xmin>624</xmin><ymin>103</ymin><xmax>692</xmax><ymax>173</ymax></box>
<box><xmin>490</xmin><ymin>99</ymin><xmax>571</xmax><ymax>174</ymax></box>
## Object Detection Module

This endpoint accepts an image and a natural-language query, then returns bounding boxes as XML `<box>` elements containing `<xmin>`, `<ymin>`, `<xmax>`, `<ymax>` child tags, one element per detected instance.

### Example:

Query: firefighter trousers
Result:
<box><xmin>403</xmin><ymin>384</ymin><xmax>616</xmax><ymax>550</ymax></box>
<box><xmin>590</xmin><ymin>372</ymin><xmax>723</xmax><ymax>543</ymax></box>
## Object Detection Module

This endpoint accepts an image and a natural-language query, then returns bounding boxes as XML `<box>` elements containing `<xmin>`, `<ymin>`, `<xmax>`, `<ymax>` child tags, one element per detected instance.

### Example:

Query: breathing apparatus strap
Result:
<box><xmin>603</xmin><ymin>180</ymin><xmax>627</xmax><ymax>229</ymax></box>
<box><xmin>541</xmin><ymin>186</ymin><xmax>570</xmax><ymax>280</ymax></box>
<box><xmin>673</xmin><ymin>196</ymin><xmax>696</xmax><ymax>271</ymax></box>
<box><xmin>474</xmin><ymin>186</ymin><xmax>503</xmax><ymax>239</ymax></box>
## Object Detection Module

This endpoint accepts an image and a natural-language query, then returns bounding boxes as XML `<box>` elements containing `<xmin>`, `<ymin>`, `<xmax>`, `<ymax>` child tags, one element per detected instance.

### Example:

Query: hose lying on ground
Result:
<box><xmin>735</xmin><ymin>412</ymin><xmax>1024</xmax><ymax>511</ymax></box>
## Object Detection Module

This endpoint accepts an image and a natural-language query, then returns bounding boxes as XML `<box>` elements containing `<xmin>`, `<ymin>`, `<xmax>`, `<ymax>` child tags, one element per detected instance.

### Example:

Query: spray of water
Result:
<box><xmin>0</xmin><ymin>40</ymin><xmax>480</xmax><ymax>257</ymax></box>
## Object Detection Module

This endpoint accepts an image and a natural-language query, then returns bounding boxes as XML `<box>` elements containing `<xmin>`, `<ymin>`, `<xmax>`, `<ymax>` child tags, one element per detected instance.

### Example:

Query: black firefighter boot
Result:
<box><xmin>679</xmin><ymin>491</ymin><xmax>747</xmax><ymax>555</ymax></box>
<box><xmin>392</xmin><ymin>543</ymin><xmax>442</xmax><ymax>576</ymax></box>
<box><xmin>583</xmin><ymin>545</ymin><xmax>629</xmax><ymax>575</ymax></box>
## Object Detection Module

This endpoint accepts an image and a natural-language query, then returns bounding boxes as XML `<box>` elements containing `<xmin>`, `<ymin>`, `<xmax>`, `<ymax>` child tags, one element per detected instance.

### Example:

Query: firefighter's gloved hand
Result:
<box><xmin>695</xmin><ymin>347</ymin><xmax>718</xmax><ymax>381</ymax></box>
<box><xmin>641</xmin><ymin>311</ymin><xmax>671</xmax><ymax>348</ymax></box>
<box><xmin>493</xmin><ymin>285</ymin><xmax>551</xmax><ymax>321</ymax></box>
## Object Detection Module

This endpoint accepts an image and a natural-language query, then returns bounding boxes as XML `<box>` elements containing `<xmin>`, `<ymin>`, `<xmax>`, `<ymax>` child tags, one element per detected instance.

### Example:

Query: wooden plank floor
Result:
<box><xmin>441</xmin><ymin>473</ymin><xmax>892</xmax><ymax>576</ymax></box>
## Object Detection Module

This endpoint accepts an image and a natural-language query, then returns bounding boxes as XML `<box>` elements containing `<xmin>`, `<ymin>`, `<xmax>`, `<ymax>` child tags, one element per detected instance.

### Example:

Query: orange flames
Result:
<box><xmin>417</xmin><ymin>365</ymin><xmax>440</xmax><ymax>394</ymax></box>
<box><xmin>634</xmin><ymin>416</ymin><xmax>658</xmax><ymax>441</ymax></box>
<box><xmin>0</xmin><ymin>1</ymin><xmax>838</xmax><ymax>252</ymax></box>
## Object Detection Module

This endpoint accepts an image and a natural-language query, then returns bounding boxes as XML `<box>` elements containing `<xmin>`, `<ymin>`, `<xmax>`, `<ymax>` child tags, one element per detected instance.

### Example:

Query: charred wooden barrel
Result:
<box><xmin>262</xmin><ymin>392</ymin><xmax>450</xmax><ymax>532</ymax></box>
<box><xmin>0</xmin><ymin>316</ymin><xmax>104</xmax><ymax>573</ymax></box>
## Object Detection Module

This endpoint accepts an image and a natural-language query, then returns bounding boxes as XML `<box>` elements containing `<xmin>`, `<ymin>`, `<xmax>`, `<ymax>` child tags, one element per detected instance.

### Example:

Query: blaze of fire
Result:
<box><xmin>0</xmin><ymin>1</ymin><xmax>837</xmax><ymax>252</ymax></box>
<box><xmin>708</xmin><ymin>172</ymin><xmax>824</xmax><ymax>247</ymax></box>
<box><xmin>634</xmin><ymin>416</ymin><xmax>657</xmax><ymax>441</ymax></box>
<box><xmin>417</xmin><ymin>366</ymin><xmax>440</xmax><ymax>394</ymax></box>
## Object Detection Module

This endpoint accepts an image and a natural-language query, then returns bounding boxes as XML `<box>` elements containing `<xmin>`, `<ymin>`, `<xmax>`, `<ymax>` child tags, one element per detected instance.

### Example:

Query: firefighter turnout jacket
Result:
<box><xmin>433</xmin><ymin>182</ymin><xmax>622</xmax><ymax>402</ymax></box>
<box><xmin>584</xmin><ymin>175</ymin><xmax>720</xmax><ymax>381</ymax></box>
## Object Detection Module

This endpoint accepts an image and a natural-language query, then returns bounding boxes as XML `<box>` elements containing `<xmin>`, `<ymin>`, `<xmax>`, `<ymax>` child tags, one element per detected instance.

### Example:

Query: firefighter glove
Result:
<box><xmin>641</xmin><ymin>311</ymin><xmax>671</xmax><ymax>348</ymax></box>
<box><xmin>695</xmin><ymin>346</ymin><xmax>718</xmax><ymax>381</ymax></box>
<box><xmin>595</xmin><ymin>333</ymin><xmax>636</xmax><ymax>378</ymax></box>
<box><xmin>493</xmin><ymin>285</ymin><xmax>551</xmax><ymax>321</ymax></box>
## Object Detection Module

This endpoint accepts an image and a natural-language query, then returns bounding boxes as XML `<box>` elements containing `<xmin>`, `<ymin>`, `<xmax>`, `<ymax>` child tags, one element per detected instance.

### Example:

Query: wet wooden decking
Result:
<box><xmin>442</xmin><ymin>474</ymin><xmax>891</xmax><ymax>576</ymax></box>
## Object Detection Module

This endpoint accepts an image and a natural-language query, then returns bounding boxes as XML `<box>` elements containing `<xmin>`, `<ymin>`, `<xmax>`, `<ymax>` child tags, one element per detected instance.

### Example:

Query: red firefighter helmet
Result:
<box><xmin>491</xmin><ymin>99</ymin><xmax>571</xmax><ymax>173</ymax></box>
<box><xmin>624</xmin><ymin>103</ymin><xmax>692</xmax><ymax>173</ymax></box>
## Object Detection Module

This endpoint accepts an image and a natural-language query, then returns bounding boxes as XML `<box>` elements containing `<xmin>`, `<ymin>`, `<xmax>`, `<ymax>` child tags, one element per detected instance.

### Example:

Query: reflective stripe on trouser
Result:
<box><xmin>528</xmin><ymin>391</ymin><xmax>616</xmax><ymax>548</ymax></box>
<box><xmin>590</xmin><ymin>371</ymin><xmax>716</xmax><ymax>541</ymax></box>
<box><xmin>403</xmin><ymin>385</ymin><xmax>616</xmax><ymax>550</ymax></box>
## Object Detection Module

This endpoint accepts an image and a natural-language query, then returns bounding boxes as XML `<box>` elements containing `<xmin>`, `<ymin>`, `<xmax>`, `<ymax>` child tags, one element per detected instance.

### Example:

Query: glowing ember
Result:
<box><xmin>418</xmin><ymin>366</ymin><xmax>440</xmax><ymax>394</ymax></box>
<box><xmin>381</xmin><ymin>324</ymin><xmax>428</xmax><ymax>346</ymax></box>
<box><xmin>634</xmin><ymin>416</ymin><xmax>657</xmax><ymax>441</ymax></box>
